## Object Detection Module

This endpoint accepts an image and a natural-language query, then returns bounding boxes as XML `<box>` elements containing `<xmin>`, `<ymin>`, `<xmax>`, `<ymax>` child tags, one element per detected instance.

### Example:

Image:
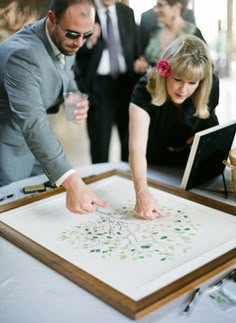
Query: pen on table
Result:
<box><xmin>0</xmin><ymin>194</ymin><xmax>14</xmax><ymax>202</ymax></box>
<box><xmin>183</xmin><ymin>287</ymin><xmax>201</xmax><ymax>315</ymax></box>
<box><xmin>213</xmin><ymin>268</ymin><xmax>236</xmax><ymax>288</ymax></box>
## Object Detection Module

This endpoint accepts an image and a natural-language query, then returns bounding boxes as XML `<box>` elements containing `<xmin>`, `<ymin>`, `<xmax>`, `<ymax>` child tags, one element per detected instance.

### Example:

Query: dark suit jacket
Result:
<box><xmin>139</xmin><ymin>8</ymin><xmax>196</xmax><ymax>54</ymax></box>
<box><xmin>75</xmin><ymin>2</ymin><xmax>139</xmax><ymax>100</ymax></box>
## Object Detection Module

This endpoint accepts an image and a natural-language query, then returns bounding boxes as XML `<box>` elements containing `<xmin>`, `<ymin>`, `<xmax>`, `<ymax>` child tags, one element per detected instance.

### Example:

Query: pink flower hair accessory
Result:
<box><xmin>156</xmin><ymin>59</ymin><xmax>171</xmax><ymax>77</ymax></box>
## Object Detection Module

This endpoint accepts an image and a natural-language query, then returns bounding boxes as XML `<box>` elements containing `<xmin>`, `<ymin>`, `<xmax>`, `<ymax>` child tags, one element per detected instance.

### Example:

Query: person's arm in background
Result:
<box><xmin>74</xmin><ymin>22</ymin><xmax>101</xmax><ymax>93</ymax></box>
<box><xmin>133</xmin><ymin>9</ymin><xmax>155</xmax><ymax>75</ymax></box>
<box><xmin>129</xmin><ymin>103</ymin><xmax>165</xmax><ymax>220</ymax></box>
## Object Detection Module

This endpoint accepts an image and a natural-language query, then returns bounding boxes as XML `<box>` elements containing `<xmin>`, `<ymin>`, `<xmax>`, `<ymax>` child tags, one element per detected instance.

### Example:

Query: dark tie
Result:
<box><xmin>106</xmin><ymin>9</ymin><xmax>120</xmax><ymax>78</ymax></box>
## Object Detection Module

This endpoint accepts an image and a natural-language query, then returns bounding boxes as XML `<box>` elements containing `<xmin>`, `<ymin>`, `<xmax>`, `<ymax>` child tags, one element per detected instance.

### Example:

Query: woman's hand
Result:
<box><xmin>134</xmin><ymin>188</ymin><xmax>166</xmax><ymax>220</ymax></box>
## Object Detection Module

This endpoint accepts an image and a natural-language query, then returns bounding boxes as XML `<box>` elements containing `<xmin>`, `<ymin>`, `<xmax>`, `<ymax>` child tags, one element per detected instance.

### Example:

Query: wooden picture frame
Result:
<box><xmin>0</xmin><ymin>170</ymin><xmax>235</xmax><ymax>320</ymax></box>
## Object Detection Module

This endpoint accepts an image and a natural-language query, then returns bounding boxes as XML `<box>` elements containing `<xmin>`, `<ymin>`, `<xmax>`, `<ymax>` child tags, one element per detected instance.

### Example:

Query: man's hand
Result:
<box><xmin>62</xmin><ymin>173</ymin><xmax>108</xmax><ymax>214</ymax></box>
<box><xmin>73</xmin><ymin>94</ymin><xmax>89</xmax><ymax>122</ymax></box>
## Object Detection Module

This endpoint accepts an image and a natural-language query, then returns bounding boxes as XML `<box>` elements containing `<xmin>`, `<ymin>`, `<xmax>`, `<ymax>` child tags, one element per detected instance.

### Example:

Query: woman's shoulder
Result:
<box><xmin>132</xmin><ymin>74</ymin><xmax>149</xmax><ymax>91</ymax></box>
<box><xmin>181</xmin><ymin>21</ymin><xmax>197</xmax><ymax>35</ymax></box>
<box><xmin>131</xmin><ymin>74</ymin><xmax>152</xmax><ymax>110</ymax></box>
<box><xmin>181</xmin><ymin>21</ymin><xmax>206</xmax><ymax>43</ymax></box>
<box><xmin>132</xmin><ymin>74</ymin><xmax>148</xmax><ymax>98</ymax></box>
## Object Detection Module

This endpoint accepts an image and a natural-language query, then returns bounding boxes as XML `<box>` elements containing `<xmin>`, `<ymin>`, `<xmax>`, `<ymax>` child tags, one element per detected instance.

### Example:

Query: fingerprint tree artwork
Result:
<box><xmin>1</xmin><ymin>172</ymin><xmax>235</xmax><ymax>318</ymax></box>
<box><xmin>59</xmin><ymin>202</ymin><xmax>200</xmax><ymax>261</ymax></box>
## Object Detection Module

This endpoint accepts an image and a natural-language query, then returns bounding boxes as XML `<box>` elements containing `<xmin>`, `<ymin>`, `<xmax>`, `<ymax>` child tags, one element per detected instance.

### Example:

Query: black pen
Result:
<box><xmin>213</xmin><ymin>268</ymin><xmax>236</xmax><ymax>288</ymax></box>
<box><xmin>183</xmin><ymin>287</ymin><xmax>201</xmax><ymax>315</ymax></box>
<box><xmin>0</xmin><ymin>193</ymin><xmax>14</xmax><ymax>202</ymax></box>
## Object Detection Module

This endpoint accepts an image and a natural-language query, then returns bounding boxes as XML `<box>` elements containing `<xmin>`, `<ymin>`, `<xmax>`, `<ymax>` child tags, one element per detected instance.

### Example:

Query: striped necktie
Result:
<box><xmin>106</xmin><ymin>9</ymin><xmax>120</xmax><ymax>78</ymax></box>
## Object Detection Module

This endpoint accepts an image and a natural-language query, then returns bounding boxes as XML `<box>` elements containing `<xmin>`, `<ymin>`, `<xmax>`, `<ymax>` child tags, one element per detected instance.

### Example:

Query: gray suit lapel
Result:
<box><xmin>32</xmin><ymin>18</ymin><xmax>70</xmax><ymax>92</ymax></box>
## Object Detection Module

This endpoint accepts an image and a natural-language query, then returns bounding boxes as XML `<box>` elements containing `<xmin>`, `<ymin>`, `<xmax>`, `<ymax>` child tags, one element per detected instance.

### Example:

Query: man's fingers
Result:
<box><xmin>93</xmin><ymin>198</ymin><xmax>109</xmax><ymax>208</ymax></box>
<box><xmin>154</xmin><ymin>209</ymin><xmax>166</xmax><ymax>217</ymax></box>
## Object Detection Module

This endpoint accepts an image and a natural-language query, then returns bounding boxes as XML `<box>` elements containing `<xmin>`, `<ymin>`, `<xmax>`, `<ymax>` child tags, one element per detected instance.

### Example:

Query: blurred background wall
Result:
<box><xmin>0</xmin><ymin>0</ymin><xmax>50</xmax><ymax>41</ymax></box>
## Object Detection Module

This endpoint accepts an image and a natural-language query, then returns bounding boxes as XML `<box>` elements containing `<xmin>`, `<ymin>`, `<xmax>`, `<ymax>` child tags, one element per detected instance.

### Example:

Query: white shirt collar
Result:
<box><xmin>45</xmin><ymin>19</ymin><xmax>62</xmax><ymax>58</ymax></box>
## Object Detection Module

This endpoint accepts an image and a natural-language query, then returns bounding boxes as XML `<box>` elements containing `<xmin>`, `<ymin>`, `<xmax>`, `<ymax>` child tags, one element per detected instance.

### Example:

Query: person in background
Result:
<box><xmin>134</xmin><ymin>0</ymin><xmax>205</xmax><ymax>75</ymax></box>
<box><xmin>129</xmin><ymin>35</ymin><xmax>219</xmax><ymax>220</ymax></box>
<box><xmin>0</xmin><ymin>0</ymin><xmax>107</xmax><ymax>214</ymax></box>
<box><xmin>75</xmin><ymin>0</ymin><xmax>140</xmax><ymax>163</ymax></box>
<box><xmin>139</xmin><ymin>0</ymin><xmax>195</xmax><ymax>55</ymax></box>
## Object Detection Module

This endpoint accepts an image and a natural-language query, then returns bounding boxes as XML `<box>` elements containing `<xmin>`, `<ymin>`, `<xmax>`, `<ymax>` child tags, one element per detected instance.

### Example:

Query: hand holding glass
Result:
<box><xmin>63</xmin><ymin>90</ymin><xmax>88</xmax><ymax>122</ymax></box>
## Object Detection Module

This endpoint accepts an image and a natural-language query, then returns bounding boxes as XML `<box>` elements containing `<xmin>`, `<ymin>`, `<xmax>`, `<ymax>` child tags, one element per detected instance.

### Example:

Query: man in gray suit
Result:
<box><xmin>0</xmin><ymin>0</ymin><xmax>107</xmax><ymax>214</ymax></box>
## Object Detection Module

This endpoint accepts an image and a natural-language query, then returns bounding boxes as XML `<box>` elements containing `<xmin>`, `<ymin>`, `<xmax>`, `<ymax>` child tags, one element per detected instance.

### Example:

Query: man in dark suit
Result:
<box><xmin>75</xmin><ymin>0</ymin><xmax>140</xmax><ymax>163</ymax></box>
<box><xmin>139</xmin><ymin>4</ymin><xmax>195</xmax><ymax>54</ymax></box>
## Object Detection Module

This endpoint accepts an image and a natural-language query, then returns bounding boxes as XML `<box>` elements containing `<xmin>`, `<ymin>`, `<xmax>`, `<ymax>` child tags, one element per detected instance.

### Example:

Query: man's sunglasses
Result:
<box><xmin>57</xmin><ymin>21</ymin><xmax>93</xmax><ymax>40</ymax></box>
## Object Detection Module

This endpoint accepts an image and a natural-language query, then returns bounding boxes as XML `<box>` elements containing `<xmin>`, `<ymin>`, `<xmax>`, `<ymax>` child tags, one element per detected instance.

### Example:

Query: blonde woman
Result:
<box><xmin>129</xmin><ymin>35</ymin><xmax>219</xmax><ymax>220</ymax></box>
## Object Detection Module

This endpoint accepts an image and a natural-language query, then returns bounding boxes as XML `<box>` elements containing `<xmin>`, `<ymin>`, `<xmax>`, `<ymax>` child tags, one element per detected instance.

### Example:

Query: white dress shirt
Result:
<box><xmin>95</xmin><ymin>3</ymin><xmax>127</xmax><ymax>75</ymax></box>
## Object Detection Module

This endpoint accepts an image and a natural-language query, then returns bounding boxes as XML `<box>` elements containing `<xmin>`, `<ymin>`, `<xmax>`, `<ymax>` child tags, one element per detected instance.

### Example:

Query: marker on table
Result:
<box><xmin>0</xmin><ymin>194</ymin><xmax>14</xmax><ymax>202</ymax></box>
<box><xmin>213</xmin><ymin>268</ymin><xmax>236</xmax><ymax>288</ymax></box>
<box><xmin>183</xmin><ymin>287</ymin><xmax>201</xmax><ymax>315</ymax></box>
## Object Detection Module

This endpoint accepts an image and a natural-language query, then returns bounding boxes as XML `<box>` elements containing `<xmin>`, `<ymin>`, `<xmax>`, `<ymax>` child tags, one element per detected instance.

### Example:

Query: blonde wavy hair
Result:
<box><xmin>147</xmin><ymin>35</ymin><xmax>213</xmax><ymax>118</ymax></box>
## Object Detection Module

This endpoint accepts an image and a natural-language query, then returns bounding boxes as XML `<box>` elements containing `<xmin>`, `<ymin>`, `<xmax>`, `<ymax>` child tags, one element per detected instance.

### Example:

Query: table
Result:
<box><xmin>0</xmin><ymin>162</ymin><xmax>235</xmax><ymax>323</ymax></box>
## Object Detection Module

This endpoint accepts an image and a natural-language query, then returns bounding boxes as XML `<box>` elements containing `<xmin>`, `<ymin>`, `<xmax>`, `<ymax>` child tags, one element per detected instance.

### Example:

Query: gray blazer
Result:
<box><xmin>0</xmin><ymin>18</ymin><xmax>77</xmax><ymax>186</ymax></box>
